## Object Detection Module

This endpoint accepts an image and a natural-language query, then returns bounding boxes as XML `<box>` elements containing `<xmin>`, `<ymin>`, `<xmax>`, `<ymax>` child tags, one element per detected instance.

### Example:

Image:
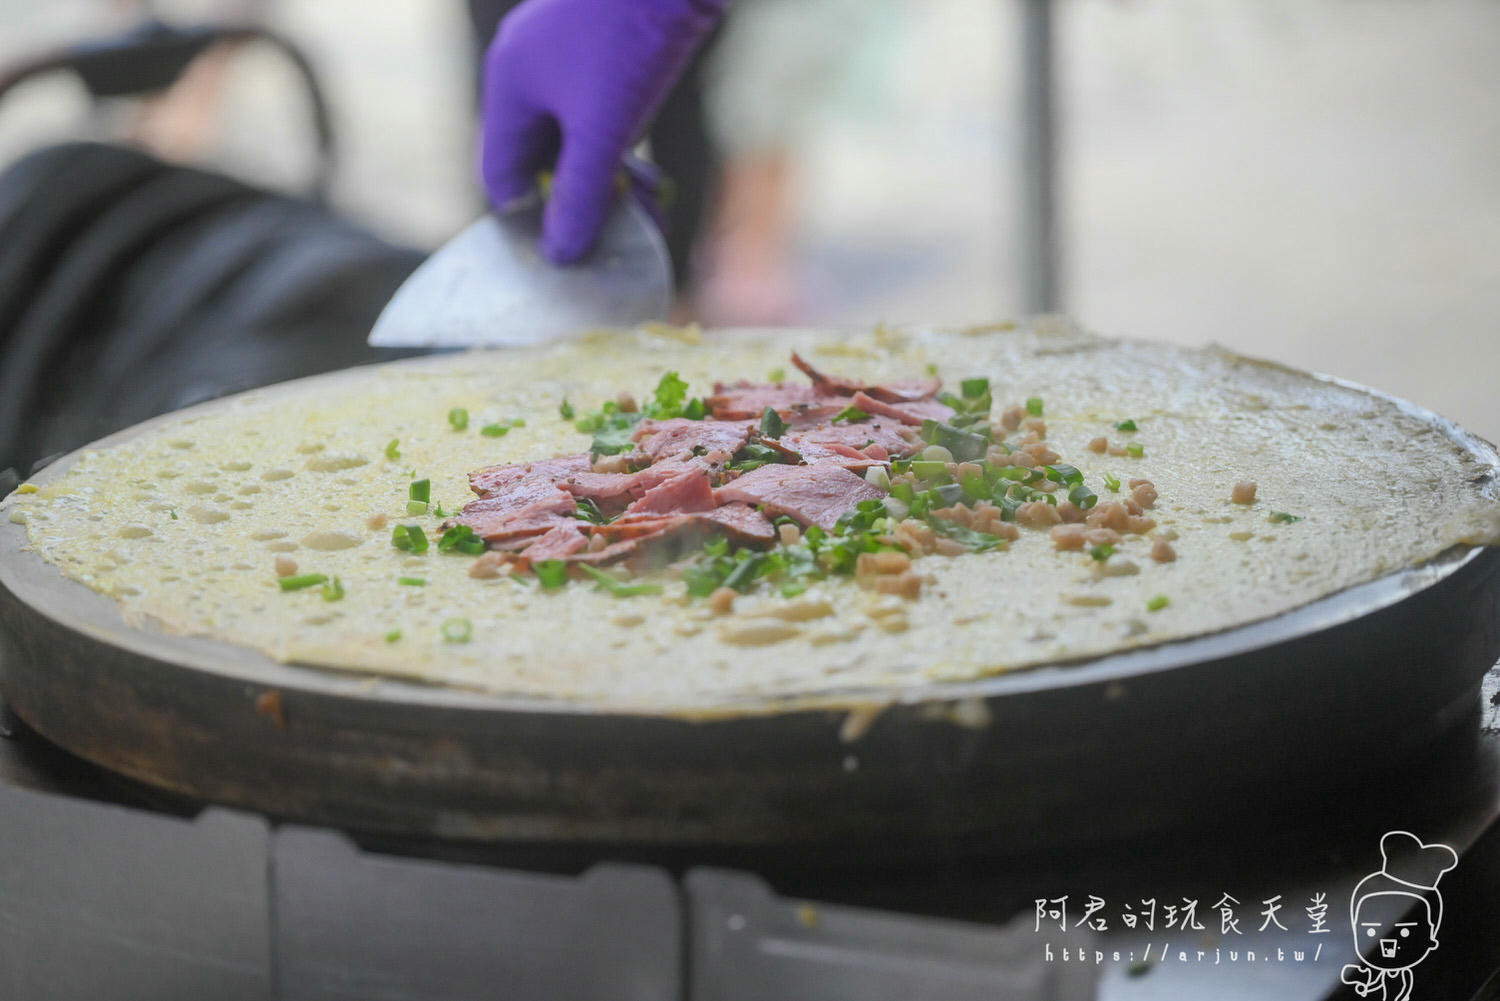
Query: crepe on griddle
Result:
<box><xmin>6</xmin><ymin>321</ymin><xmax>1498</xmax><ymax>712</ymax></box>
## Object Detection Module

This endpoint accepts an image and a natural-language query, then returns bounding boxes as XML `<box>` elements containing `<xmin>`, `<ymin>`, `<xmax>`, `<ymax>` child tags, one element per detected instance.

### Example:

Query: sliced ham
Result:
<box><xmin>790</xmin><ymin>351</ymin><xmax>941</xmax><ymax>403</ymax></box>
<box><xmin>457</xmin><ymin>353</ymin><xmax>957</xmax><ymax>569</ymax></box>
<box><xmin>558</xmin><ymin>457</ymin><xmax>726</xmax><ymax>515</ymax></box>
<box><xmin>623</xmin><ymin>469</ymin><xmax>716</xmax><ymax>516</ymax></box>
<box><xmin>591</xmin><ymin>505</ymin><xmax>776</xmax><ymax>549</ymax></box>
<box><xmin>639</xmin><ymin>455</ymin><xmax>724</xmax><ymax>482</ymax></box>
<box><xmin>450</xmin><ymin>472</ymin><xmax>580</xmax><ymax>546</ymax></box>
<box><xmin>704</xmin><ymin>383</ymin><xmax>839</xmax><ymax>422</ymax></box>
<box><xmin>469</xmin><ymin>454</ymin><xmax>591</xmax><ymax>498</ymax></box>
<box><xmin>634</xmin><ymin>418</ymin><xmax>754</xmax><ymax>463</ymax></box>
<box><xmin>701</xmin><ymin>503</ymin><xmax>777</xmax><ymax>544</ymax></box>
<box><xmin>451</xmin><ymin>483</ymin><xmax>573</xmax><ymax>519</ymax></box>
<box><xmin>452</xmin><ymin>502</ymin><xmax>577</xmax><ymax>549</ymax></box>
<box><xmin>562</xmin><ymin>536</ymin><xmax>651</xmax><ymax>565</ymax></box>
<box><xmin>589</xmin><ymin>515</ymin><xmax>686</xmax><ymax>541</ymax></box>
<box><xmin>768</xmin><ymin>436</ymin><xmax>886</xmax><ymax>472</ymax></box>
<box><xmin>652</xmin><ymin>506</ymin><xmax>775</xmax><ymax>549</ymax></box>
<box><xmin>715</xmin><ymin>463</ymin><xmax>885</xmax><ymax>531</ymax></box>
<box><xmin>784</xmin><ymin>419</ymin><xmax>917</xmax><ymax>459</ymax></box>
<box><xmin>849</xmin><ymin>391</ymin><xmax>955</xmax><ymax>427</ymax></box>
<box><xmin>557</xmin><ymin>470</ymin><xmax>643</xmax><ymax>509</ymax></box>
<box><xmin>518</xmin><ymin>522</ymin><xmax>589</xmax><ymax>561</ymax></box>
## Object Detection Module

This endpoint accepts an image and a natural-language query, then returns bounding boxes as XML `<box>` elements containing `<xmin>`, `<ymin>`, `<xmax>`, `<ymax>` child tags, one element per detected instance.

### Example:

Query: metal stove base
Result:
<box><xmin>5</xmin><ymin>672</ymin><xmax>1500</xmax><ymax>1000</ymax></box>
<box><xmin>0</xmin><ymin>703</ymin><xmax>1093</xmax><ymax>1001</ymax></box>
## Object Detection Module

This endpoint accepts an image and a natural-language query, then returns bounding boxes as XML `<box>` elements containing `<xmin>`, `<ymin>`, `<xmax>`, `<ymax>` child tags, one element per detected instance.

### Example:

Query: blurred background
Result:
<box><xmin>1</xmin><ymin>0</ymin><xmax>1496</xmax><ymax>441</ymax></box>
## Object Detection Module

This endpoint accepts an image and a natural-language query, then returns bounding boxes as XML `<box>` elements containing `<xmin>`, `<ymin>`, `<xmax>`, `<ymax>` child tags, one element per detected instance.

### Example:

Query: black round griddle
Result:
<box><xmin>2</xmin><ymin>363</ymin><xmax>1498</xmax><ymax>852</ymax></box>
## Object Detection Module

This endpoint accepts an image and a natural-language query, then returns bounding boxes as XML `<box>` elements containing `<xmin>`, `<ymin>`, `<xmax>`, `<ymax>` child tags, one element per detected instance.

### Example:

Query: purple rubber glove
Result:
<box><xmin>481</xmin><ymin>0</ymin><xmax>727</xmax><ymax>264</ymax></box>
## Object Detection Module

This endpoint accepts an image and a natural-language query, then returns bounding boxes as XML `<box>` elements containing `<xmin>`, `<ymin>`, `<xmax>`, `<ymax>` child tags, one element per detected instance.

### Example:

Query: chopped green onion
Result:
<box><xmin>931</xmin><ymin>519</ymin><xmax>1007</xmax><ymax>552</ymax></box>
<box><xmin>1089</xmin><ymin>544</ymin><xmax>1115</xmax><ymax>562</ymax></box>
<box><xmin>1102</xmin><ymin>472</ymin><xmax>1122</xmax><ymax>493</ymax></box>
<box><xmin>925</xmin><ymin>362</ymin><xmax>939</xmax><ymax>376</ymax></box>
<box><xmin>1147</xmin><ymin>594</ymin><xmax>1170</xmax><ymax>612</ymax></box>
<box><xmin>1068</xmin><ymin>483</ymin><xmax>1098</xmax><ymax>509</ymax></box>
<box><xmin>681</xmin><ymin>569</ymin><xmax>723</xmax><ymax>597</ymax></box>
<box><xmin>730</xmin><ymin>441</ymin><xmax>784</xmax><ymax>471</ymax></box>
<box><xmin>409</xmin><ymin>479</ymin><xmax>431</xmax><ymax>504</ymax></box>
<box><xmin>480</xmin><ymin>423</ymin><xmax>510</xmax><ymax>437</ymax></box>
<box><xmin>384</xmin><ymin>629</ymin><xmax>403</xmax><ymax>643</ymax></box>
<box><xmin>1269</xmin><ymin>511</ymin><xmax>1302</xmax><ymax>524</ymax></box>
<box><xmin>1025</xmin><ymin>396</ymin><xmax>1044</xmax><ymax>417</ymax></box>
<box><xmin>384</xmin><ymin>438</ymin><xmax>401</xmax><ymax>460</ymax></box>
<box><xmin>831</xmin><ymin>406</ymin><xmax>869</xmax><ymax>424</ymax></box>
<box><xmin>579</xmin><ymin>565</ymin><xmax>663</xmax><ymax>597</ymax></box>
<box><xmin>1125</xmin><ymin>442</ymin><xmax>1145</xmax><ymax>458</ymax></box>
<box><xmin>533</xmin><ymin>560</ymin><xmax>569</xmax><ymax>589</ymax></box>
<box><xmin>931</xmin><ymin>483</ymin><xmax>965</xmax><ymax>507</ymax></box>
<box><xmin>920</xmin><ymin>419</ymin><xmax>988</xmax><ymax>462</ymax></box>
<box><xmin>391</xmin><ymin>523</ymin><xmax>429</xmax><ymax>554</ymax></box>
<box><xmin>321</xmin><ymin>576</ymin><xmax>345</xmax><ymax>601</ymax></box>
<box><xmin>397</xmin><ymin>576</ymin><xmax>426</xmax><ymax>586</ymax></box>
<box><xmin>572</xmin><ymin>497</ymin><xmax>606</xmax><ymax>524</ymax></box>
<box><xmin>1044</xmin><ymin>463</ymin><xmax>1084</xmax><ymax>486</ymax></box>
<box><xmin>437</xmin><ymin>524</ymin><xmax>487</xmax><ymax>555</ymax></box>
<box><xmin>949</xmin><ymin>412</ymin><xmax>988</xmax><ymax>429</ymax></box>
<box><xmin>407</xmin><ymin>501</ymin><xmax>429</xmax><ymax>515</ymax></box>
<box><xmin>997</xmin><ymin>493</ymin><xmax>1021</xmax><ymax>521</ymax></box>
<box><xmin>447</xmin><ymin>407</ymin><xmax>469</xmax><ymax>430</ymax></box>
<box><xmin>1115</xmin><ymin>419</ymin><xmax>1138</xmax><ymax>432</ymax></box>
<box><xmin>169</xmin><ymin>509</ymin><xmax>178</xmax><ymax>520</ymax></box>
<box><xmin>648</xmin><ymin>371</ymin><xmax>690</xmax><ymax>417</ymax></box>
<box><xmin>441</xmin><ymin>618</ymin><xmax>472</xmax><ymax>643</ymax></box>
<box><xmin>780</xmin><ymin>582</ymin><xmax>808</xmax><ymax>598</ymax></box>
<box><xmin>960</xmin><ymin>377</ymin><xmax>990</xmax><ymax>399</ymax></box>
<box><xmin>960</xmin><ymin>468</ymin><xmax>988</xmax><ymax>501</ymax></box>
<box><xmin>759</xmin><ymin>406</ymin><xmax>787</xmax><ymax>439</ymax></box>
<box><xmin>768</xmin><ymin>367</ymin><xmax>786</xmax><ymax>383</ymax></box>
<box><xmin>911</xmin><ymin>460</ymin><xmax>949</xmax><ymax>481</ymax></box>
<box><xmin>433</xmin><ymin>502</ymin><xmax>446</xmax><ymax>518</ymax></box>
<box><xmin>509</xmin><ymin>417</ymin><xmax>526</xmax><ymax>428</ymax></box>
<box><xmin>722</xmin><ymin>552</ymin><xmax>771</xmax><ymax>592</ymax></box>
<box><xmin>559</xmin><ymin>399</ymin><xmax>575</xmax><ymax>420</ymax></box>
<box><xmin>587</xmin><ymin>408</ymin><xmax>641</xmax><ymax>457</ymax></box>
<box><xmin>278</xmin><ymin>573</ymin><xmax>328</xmax><ymax>591</ymax></box>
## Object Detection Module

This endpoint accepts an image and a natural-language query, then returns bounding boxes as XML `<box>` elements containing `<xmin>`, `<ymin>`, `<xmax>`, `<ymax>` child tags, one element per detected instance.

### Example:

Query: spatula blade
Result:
<box><xmin>368</xmin><ymin>195</ymin><xmax>673</xmax><ymax>348</ymax></box>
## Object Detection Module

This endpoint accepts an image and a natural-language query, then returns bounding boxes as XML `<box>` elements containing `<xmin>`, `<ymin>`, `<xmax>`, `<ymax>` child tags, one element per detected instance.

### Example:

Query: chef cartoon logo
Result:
<box><xmin>1339</xmin><ymin>831</ymin><xmax>1458</xmax><ymax>1000</ymax></box>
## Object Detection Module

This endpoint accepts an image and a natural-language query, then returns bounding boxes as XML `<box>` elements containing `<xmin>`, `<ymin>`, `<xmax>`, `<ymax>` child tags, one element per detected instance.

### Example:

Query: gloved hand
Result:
<box><xmin>480</xmin><ymin>0</ymin><xmax>727</xmax><ymax>264</ymax></box>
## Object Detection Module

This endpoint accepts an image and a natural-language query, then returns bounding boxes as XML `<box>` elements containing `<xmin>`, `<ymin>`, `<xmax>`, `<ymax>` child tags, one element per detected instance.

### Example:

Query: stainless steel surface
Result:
<box><xmin>686</xmin><ymin>869</ymin><xmax>1099</xmax><ymax>1000</ymax></box>
<box><xmin>1019</xmin><ymin>0</ymin><xmax>1060</xmax><ymax>313</ymax></box>
<box><xmin>0</xmin><ymin>787</ymin><xmax>271</xmax><ymax>1001</ymax></box>
<box><xmin>274</xmin><ymin>832</ymin><xmax>680</xmax><ymax>1001</ymax></box>
<box><xmin>367</xmin><ymin>195</ymin><xmax>673</xmax><ymax>349</ymax></box>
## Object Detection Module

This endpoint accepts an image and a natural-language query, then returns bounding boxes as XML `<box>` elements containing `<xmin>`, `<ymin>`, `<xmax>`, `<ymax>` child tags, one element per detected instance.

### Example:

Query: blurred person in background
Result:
<box><xmin>695</xmin><ymin>0</ymin><xmax>878</xmax><ymax>325</ymax></box>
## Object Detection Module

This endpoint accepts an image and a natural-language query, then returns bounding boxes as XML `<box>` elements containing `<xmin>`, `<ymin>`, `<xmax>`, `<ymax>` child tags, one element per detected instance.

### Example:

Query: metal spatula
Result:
<box><xmin>367</xmin><ymin>193</ymin><xmax>673</xmax><ymax>349</ymax></box>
